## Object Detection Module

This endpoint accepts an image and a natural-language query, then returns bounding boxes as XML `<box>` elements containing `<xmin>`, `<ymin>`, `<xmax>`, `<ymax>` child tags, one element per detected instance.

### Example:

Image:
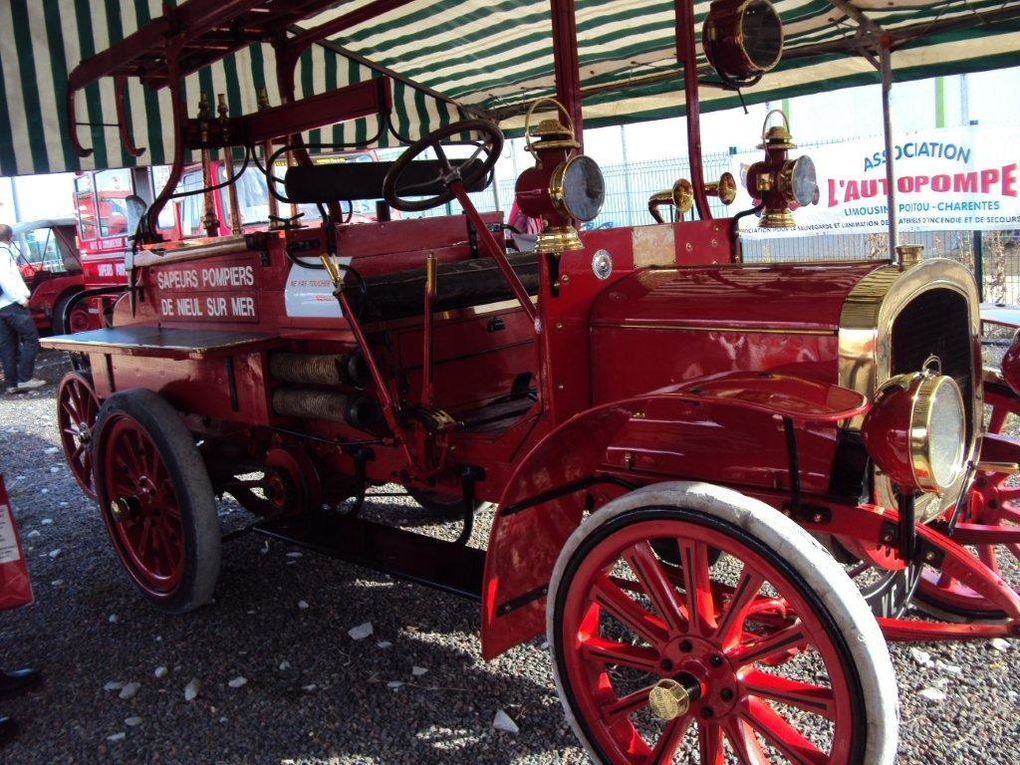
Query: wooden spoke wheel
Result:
<box><xmin>57</xmin><ymin>371</ymin><xmax>100</xmax><ymax>499</ymax></box>
<box><xmin>549</xmin><ymin>483</ymin><xmax>897</xmax><ymax>765</ymax></box>
<box><xmin>914</xmin><ymin>382</ymin><xmax>1020</xmax><ymax>619</ymax></box>
<box><xmin>93</xmin><ymin>389</ymin><xmax>220</xmax><ymax>613</ymax></box>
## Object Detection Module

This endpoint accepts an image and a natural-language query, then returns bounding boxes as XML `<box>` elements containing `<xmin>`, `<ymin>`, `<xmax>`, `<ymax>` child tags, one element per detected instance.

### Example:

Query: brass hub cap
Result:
<box><xmin>109</xmin><ymin>498</ymin><xmax>133</xmax><ymax>522</ymax></box>
<box><xmin>649</xmin><ymin>679</ymin><xmax>691</xmax><ymax>721</ymax></box>
<box><xmin>648</xmin><ymin>671</ymin><xmax>703</xmax><ymax>721</ymax></box>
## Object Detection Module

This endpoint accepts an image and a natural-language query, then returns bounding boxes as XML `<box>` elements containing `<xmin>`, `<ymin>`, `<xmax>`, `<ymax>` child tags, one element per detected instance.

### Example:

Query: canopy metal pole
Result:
<box><xmin>880</xmin><ymin>37</ymin><xmax>899</xmax><ymax>264</ymax></box>
<box><xmin>550</xmin><ymin>0</ymin><xmax>584</xmax><ymax>149</ymax></box>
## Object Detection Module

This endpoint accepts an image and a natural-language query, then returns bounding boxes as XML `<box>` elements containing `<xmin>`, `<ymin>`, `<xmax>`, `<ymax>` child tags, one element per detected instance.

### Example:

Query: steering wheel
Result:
<box><xmin>383</xmin><ymin>119</ymin><xmax>504</xmax><ymax>213</ymax></box>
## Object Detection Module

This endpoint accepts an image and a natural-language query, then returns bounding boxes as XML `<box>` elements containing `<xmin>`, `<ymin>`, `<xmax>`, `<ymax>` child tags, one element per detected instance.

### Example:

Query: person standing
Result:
<box><xmin>0</xmin><ymin>224</ymin><xmax>45</xmax><ymax>394</ymax></box>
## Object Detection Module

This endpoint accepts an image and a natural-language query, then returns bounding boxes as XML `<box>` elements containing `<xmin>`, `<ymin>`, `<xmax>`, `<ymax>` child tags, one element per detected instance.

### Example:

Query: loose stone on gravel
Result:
<box><xmin>919</xmin><ymin>688</ymin><xmax>948</xmax><ymax>702</ymax></box>
<box><xmin>411</xmin><ymin>666</ymin><xmax>428</xmax><ymax>677</ymax></box>
<box><xmin>184</xmin><ymin>679</ymin><xmax>201</xmax><ymax>702</ymax></box>
<box><xmin>118</xmin><ymin>682</ymin><xmax>141</xmax><ymax>700</ymax></box>
<box><xmin>347</xmin><ymin>622</ymin><xmax>373</xmax><ymax>640</ymax></box>
<box><xmin>154</xmin><ymin>666</ymin><xmax>168</xmax><ymax>679</ymax></box>
<box><xmin>124</xmin><ymin>717</ymin><xmax>143</xmax><ymax>728</ymax></box>
<box><xmin>493</xmin><ymin>709</ymin><xmax>520</xmax><ymax>734</ymax></box>
<box><xmin>298</xmin><ymin>600</ymin><xmax>310</xmax><ymax>609</ymax></box>
<box><xmin>228</xmin><ymin>676</ymin><xmax>248</xmax><ymax>689</ymax></box>
<box><xmin>989</xmin><ymin>638</ymin><xmax>1011</xmax><ymax>652</ymax></box>
<box><xmin>104</xmin><ymin>681</ymin><xmax>124</xmax><ymax>691</ymax></box>
<box><xmin>910</xmin><ymin>648</ymin><xmax>933</xmax><ymax>668</ymax></box>
<box><xmin>106</xmin><ymin>732</ymin><xmax>126</xmax><ymax>743</ymax></box>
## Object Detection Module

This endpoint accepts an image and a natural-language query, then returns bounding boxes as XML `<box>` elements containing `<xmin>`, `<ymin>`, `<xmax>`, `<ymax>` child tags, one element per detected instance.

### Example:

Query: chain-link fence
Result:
<box><xmin>418</xmin><ymin>141</ymin><xmax>1020</xmax><ymax>305</ymax></box>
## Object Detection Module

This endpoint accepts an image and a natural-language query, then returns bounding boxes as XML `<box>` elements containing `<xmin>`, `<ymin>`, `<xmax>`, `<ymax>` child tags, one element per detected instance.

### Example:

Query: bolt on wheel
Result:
<box><xmin>549</xmin><ymin>483</ymin><xmax>897</xmax><ymax>765</ymax></box>
<box><xmin>57</xmin><ymin>371</ymin><xmax>100</xmax><ymax>499</ymax></box>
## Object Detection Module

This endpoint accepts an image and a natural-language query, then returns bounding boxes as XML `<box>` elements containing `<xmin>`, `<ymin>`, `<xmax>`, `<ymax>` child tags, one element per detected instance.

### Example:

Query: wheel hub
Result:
<box><xmin>659</xmin><ymin>636</ymin><xmax>740</xmax><ymax>717</ymax></box>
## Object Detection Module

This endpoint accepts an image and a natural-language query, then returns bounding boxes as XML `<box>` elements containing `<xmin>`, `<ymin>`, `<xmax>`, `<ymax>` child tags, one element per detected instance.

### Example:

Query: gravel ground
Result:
<box><xmin>0</xmin><ymin>350</ymin><xmax>1016</xmax><ymax>764</ymax></box>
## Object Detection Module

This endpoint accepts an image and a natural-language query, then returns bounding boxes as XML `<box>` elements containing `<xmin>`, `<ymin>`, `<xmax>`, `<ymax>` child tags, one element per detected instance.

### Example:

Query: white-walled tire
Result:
<box><xmin>547</xmin><ymin>481</ymin><xmax>898</xmax><ymax>765</ymax></box>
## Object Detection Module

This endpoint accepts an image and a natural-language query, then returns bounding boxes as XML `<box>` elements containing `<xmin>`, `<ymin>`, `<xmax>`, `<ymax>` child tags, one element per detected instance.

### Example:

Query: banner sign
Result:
<box><xmin>732</xmin><ymin>126</ymin><xmax>1020</xmax><ymax>235</ymax></box>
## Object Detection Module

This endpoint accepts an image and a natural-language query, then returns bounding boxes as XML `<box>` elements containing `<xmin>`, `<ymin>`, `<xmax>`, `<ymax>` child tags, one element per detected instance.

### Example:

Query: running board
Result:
<box><xmin>253</xmin><ymin>513</ymin><xmax>485</xmax><ymax>601</ymax></box>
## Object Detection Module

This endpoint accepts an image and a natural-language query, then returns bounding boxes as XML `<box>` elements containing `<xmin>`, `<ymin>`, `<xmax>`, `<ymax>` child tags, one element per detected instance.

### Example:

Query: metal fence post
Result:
<box><xmin>974</xmin><ymin>230</ymin><xmax>984</xmax><ymax>302</ymax></box>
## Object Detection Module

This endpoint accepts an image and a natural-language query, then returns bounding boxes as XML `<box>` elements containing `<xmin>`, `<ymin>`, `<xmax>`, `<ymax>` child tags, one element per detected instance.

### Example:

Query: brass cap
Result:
<box><xmin>759</xmin><ymin>124</ymin><xmax>796</xmax><ymax>150</ymax></box>
<box><xmin>648</xmin><ymin>679</ymin><xmax>693</xmax><ymax>721</ymax></box>
<box><xmin>896</xmin><ymin>244</ymin><xmax>925</xmax><ymax>266</ymax></box>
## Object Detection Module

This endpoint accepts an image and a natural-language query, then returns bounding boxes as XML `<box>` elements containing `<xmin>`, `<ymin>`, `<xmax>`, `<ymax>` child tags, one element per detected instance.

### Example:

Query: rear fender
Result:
<box><xmin>481</xmin><ymin>373</ymin><xmax>868</xmax><ymax>658</ymax></box>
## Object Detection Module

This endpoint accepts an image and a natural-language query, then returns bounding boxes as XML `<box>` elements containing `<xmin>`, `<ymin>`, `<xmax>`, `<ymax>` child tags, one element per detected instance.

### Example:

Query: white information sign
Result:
<box><xmin>0</xmin><ymin>504</ymin><xmax>22</xmax><ymax>565</ymax></box>
<box><xmin>731</xmin><ymin>126</ymin><xmax>1020</xmax><ymax>235</ymax></box>
<box><xmin>284</xmin><ymin>259</ymin><xmax>351</xmax><ymax>319</ymax></box>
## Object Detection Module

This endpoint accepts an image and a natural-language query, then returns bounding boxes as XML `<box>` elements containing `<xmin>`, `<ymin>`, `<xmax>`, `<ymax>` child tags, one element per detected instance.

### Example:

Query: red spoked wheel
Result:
<box><xmin>93</xmin><ymin>389</ymin><xmax>220</xmax><ymax>613</ymax></box>
<box><xmin>914</xmin><ymin>381</ymin><xmax>1020</xmax><ymax>619</ymax></box>
<box><xmin>57</xmin><ymin>371</ymin><xmax>100</xmax><ymax>499</ymax></box>
<box><xmin>549</xmin><ymin>483</ymin><xmax>896</xmax><ymax>765</ymax></box>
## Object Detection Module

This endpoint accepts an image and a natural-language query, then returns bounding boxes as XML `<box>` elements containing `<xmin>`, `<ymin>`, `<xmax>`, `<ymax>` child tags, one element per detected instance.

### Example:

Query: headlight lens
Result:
<box><xmin>914</xmin><ymin>375</ymin><xmax>966</xmax><ymax>491</ymax></box>
<box><xmin>553</xmin><ymin>155</ymin><xmax>605</xmax><ymax>222</ymax></box>
<box><xmin>862</xmin><ymin>371</ymin><xmax>967</xmax><ymax>494</ymax></box>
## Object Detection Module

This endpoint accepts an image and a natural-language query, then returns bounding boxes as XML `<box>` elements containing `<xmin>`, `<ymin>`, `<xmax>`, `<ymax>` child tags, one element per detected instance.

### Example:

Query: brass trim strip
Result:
<box><xmin>603</xmin><ymin>323</ymin><xmax>837</xmax><ymax>336</ymax></box>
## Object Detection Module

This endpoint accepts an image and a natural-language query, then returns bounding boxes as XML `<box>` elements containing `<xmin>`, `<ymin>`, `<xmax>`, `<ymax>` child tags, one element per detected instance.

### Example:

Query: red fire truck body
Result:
<box><xmin>41</xmin><ymin>1</ymin><xmax>1020</xmax><ymax>763</ymax></box>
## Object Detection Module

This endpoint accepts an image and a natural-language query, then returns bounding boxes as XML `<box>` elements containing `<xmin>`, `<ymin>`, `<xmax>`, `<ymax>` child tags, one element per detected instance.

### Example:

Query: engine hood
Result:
<box><xmin>590</xmin><ymin>261</ymin><xmax>884</xmax><ymax>333</ymax></box>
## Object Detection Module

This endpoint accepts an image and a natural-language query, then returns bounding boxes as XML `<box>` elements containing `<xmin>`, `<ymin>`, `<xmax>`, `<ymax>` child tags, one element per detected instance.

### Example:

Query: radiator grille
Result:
<box><xmin>891</xmin><ymin>288</ymin><xmax>974</xmax><ymax>437</ymax></box>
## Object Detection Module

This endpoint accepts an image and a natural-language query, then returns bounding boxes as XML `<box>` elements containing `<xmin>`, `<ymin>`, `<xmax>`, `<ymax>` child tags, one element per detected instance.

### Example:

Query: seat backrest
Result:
<box><xmin>284</xmin><ymin>158</ymin><xmax>487</xmax><ymax>204</ymax></box>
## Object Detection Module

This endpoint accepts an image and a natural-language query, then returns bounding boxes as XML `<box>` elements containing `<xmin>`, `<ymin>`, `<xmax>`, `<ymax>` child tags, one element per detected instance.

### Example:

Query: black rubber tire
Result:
<box><xmin>92</xmin><ymin>389</ymin><xmax>220</xmax><ymax>614</ymax></box>
<box><xmin>53</xmin><ymin>288</ymin><xmax>87</xmax><ymax>334</ymax></box>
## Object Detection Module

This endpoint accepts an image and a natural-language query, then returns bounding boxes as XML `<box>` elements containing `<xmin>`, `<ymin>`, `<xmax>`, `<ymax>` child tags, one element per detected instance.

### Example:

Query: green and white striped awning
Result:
<box><xmin>1</xmin><ymin>0</ymin><xmax>1019</xmax><ymax>176</ymax></box>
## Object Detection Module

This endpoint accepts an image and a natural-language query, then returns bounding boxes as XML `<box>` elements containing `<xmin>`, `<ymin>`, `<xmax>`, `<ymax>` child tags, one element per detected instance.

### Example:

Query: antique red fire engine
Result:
<box><xmin>44</xmin><ymin>1</ymin><xmax>1020</xmax><ymax>763</ymax></box>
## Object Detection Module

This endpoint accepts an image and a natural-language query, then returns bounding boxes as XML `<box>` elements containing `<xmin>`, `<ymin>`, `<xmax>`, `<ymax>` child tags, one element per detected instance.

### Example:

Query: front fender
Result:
<box><xmin>481</xmin><ymin>373</ymin><xmax>868</xmax><ymax>659</ymax></box>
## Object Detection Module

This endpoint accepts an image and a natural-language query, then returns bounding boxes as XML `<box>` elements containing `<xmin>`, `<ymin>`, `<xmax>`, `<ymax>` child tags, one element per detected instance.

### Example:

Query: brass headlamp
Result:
<box><xmin>514</xmin><ymin>99</ymin><xmax>605</xmax><ymax>254</ymax></box>
<box><xmin>744</xmin><ymin>110</ymin><xmax>819</xmax><ymax>228</ymax></box>
<box><xmin>861</xmin><ymin>359</ymin><xmax>967</xmax><ymax>494</ymax></box>
<box><xmin>703</xmin><ymin>0</ymin><xmax>784</xmax><ymax>87</ymax></box>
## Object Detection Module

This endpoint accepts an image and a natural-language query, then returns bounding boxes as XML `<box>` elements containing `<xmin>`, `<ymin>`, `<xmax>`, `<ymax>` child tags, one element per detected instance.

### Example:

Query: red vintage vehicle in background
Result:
<box><xmin>10</xmin><ymin>219</ymin><xmax>88</xmax><ymax>333</ymax></box>
<box><xmin>43</xmin><ymin>1</ymin><xmax>1020</xmax><ymax>763</ymax></box>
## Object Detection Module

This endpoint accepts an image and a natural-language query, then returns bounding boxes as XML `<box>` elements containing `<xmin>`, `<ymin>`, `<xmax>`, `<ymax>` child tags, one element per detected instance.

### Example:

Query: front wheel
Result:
<box><xmin>548</xmin><ymin>482</ymin><xmax>897</xmax><ymax>765</ymax></box>
<box><xmin>93</xmin><ymin>389</ymin><xmax>220</xmax><ymax>613</ymax></box>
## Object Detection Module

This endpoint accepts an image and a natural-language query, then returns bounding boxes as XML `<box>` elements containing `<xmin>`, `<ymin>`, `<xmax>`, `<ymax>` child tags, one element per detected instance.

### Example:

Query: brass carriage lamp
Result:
<box><xmin>514</xmin><ymin>99</ymin><xmax>605</xmax><ymax>254</ymax></box>
<box><xmin>744</xmin><ymin>110</ymin><xmax>819</xmax><ymax>228</ymax></box>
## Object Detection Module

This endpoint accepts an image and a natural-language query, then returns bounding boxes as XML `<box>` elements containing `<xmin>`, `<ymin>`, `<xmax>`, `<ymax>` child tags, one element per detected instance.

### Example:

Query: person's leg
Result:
<box><xmin>7</xmin><ymin>305</ymin><xmax>40</xmax><ymax>385</ymax></box>
<box><xmin>0</xmin><ymin>308</ymin><xmax>19</xmax><ymax>390</ymax></box>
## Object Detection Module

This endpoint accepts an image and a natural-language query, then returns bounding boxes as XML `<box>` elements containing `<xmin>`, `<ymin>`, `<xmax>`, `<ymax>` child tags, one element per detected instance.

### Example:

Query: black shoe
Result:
<box><xmin>0</xmin><ymin>669</ymin><xmax>41</xmax><ymax>700</ymax></box>
<box><xmin>0</xmin><ymin>716</ymin><xmax>17</xmax><ymax>746</ymax></box>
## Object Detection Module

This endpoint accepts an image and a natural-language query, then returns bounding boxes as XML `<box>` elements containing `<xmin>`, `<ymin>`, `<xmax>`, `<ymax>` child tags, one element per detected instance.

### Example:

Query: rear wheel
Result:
<box><xmin>57</xmin><ymin>371</ymin><xmax>100</xmax><ymax>499</ymax></box>
<box><xmin>549</xmin><ymin>482</ymin><xmax>897</xmax><ymax>765</ymax></box>
<box><xmin>93</xmin><ymin>389</ymin><xmax>220</xmax><ymax>613</ymax></box>
<box><xmin>53</xmin><ymin>289</ymin><xmax>91</xmax><ymax>334</ymax></box>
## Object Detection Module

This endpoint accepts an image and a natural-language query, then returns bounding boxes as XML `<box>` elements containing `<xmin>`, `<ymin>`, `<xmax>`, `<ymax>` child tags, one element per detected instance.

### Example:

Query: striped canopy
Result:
<box><xmin>1</xmin><ymin>0</ymin><xmax>1018</xmax><ymax>176</ymax></box>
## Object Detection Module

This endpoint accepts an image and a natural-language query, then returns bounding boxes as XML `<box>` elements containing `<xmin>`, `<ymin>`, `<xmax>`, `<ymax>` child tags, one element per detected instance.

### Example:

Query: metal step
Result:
<box><xmin>253</xmin><ymin>512</ymin><xmax>485</xmax><ymax>601</ymax></box>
